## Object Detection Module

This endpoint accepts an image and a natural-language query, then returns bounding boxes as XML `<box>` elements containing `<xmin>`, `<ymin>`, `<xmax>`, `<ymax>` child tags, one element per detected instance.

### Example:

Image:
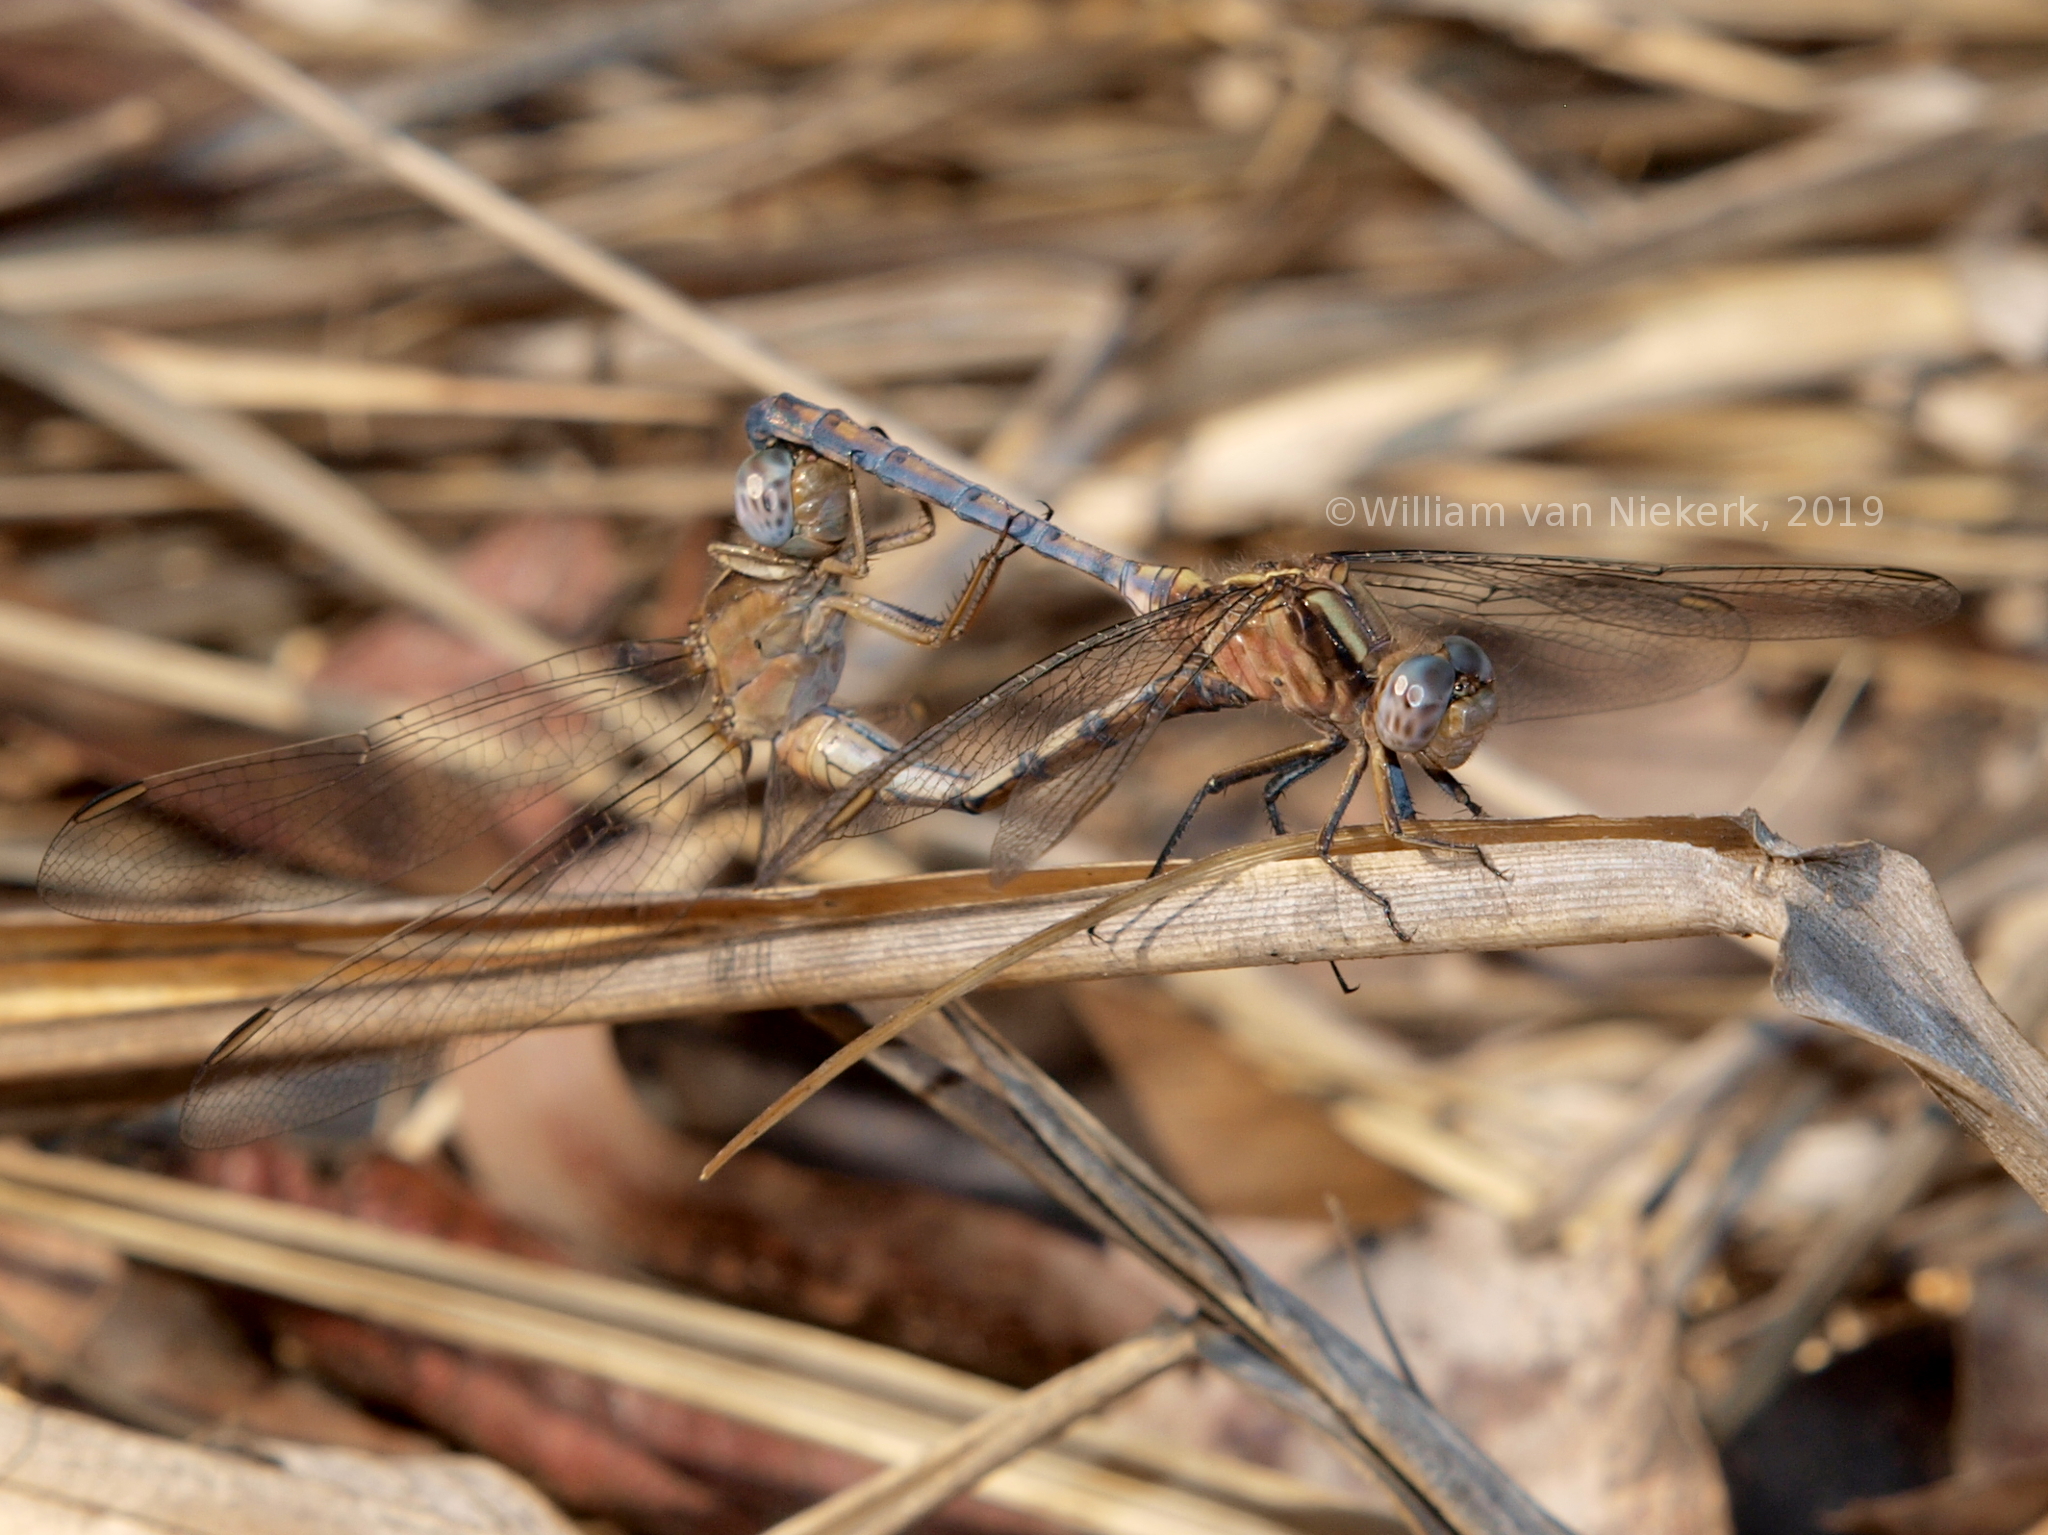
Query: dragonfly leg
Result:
<box><xmin>1379</xmin><ymin>754</ymin><xmax>1504</xmax><ymax>880</ymax></box>
<box><xmin>826</xmin><ymin>591</ymin><xmax>969</xmax><ymax>645</ymax></box>
<box><xmin>709</xmin><ymin>542</ymin><xmax>811</xmax><ymax>581</ymax></box>
<box><xmin>1264</xmin><ymin>734</ymin><xmax>1346</xmax><ymax>835</ymax></box>
<box><xmin>823</xmin><ymin>505</ymin><xmax>1033</xmax><ymax>647</ymax></box>
<box><xmin>1422</xmin><ymin>765</ymin><xmax>1485</xmax><ymax>818</ymax></box>
<box><xmin>1382</xmin><ymin>752</ymin><xmax>1419</xmax><ymax>826</ymax></box>
<box><xmin>932</xmin><ymin>516</ymin><xmax>1037</xmax><ymax>643</ymax></box>
<box><xmin>1419</xmin><ymin>766</ymin><xmax>1504</xmax><ymax>875</ymax></box>
<box><xmin>1321</xmin><ymin>745</ymin><xmax>1408</xmax><ymax>942</ymax></box>
<box><xmin>1149</xmin><ymin>736</ymin><xmax>1342</xmax><ymax>877</ymax></box>
<box><xmin>863</xmin><ymin>496</ymin><xmax>936</xmax><ymax>555</ymax></box>
<box><xmin>818</xmin><ymin>475</ymin><xmax>874</xmax><ymax>579</ymax></box>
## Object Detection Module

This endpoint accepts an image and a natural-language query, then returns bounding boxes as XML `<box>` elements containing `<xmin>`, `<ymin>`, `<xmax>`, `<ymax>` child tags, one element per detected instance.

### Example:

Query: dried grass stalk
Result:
<box><xmin>763</xmin><ymin>1323</ymin><xmax>1206</xmax><ymax>1535</ymax></box>
<box><xmin>1406</xmin><ymin>0</ymin><xmax>1823</xmax><ymax>112</ymax></box>
<box><xmin>0</xmin><ymin>1144</ymin><xmax>1340</xmax><ymax>1535</ymax></box>
<box><xmin>86</xmin><ymin>328</ymin><xmax>719</xmax><ymax>424</ymax></box>
<box><xmin>0</xmin><ymin>465</ymin><xmax>733</xmax><ymax>520</ymax></box>
<box><xmin>852</xmin><ymin>1002</ymin><xmax>1568</xmax><ymax>1535</ymax></box>
<box><xmin>0</xmin><ymin>599</ymin><xmax>311</xmax><ymax>732</ymax></box>
<box><xmin>92</xmin><ymin>0</ymin><xmax>1036</xmax><ymax>509</ymax></box>
<box><xmin>0</xmin><ymin>312</ymin><xmax>555</xmax><ymax>662</ymax></box>
<box><xmin>6</xmin><ymin>815</ymin><xmax>2043</xmax><ymax>1217</ymax></box>
<box><xmin>0</xmin><ymin>1385</ymin><xmax>582</xmax><ymax>1535</ymax></box>
<box><xmin>0</xmin><ymin>97</ymin><xmax>163</xmax><ymax>213</ymax></box>
<box><xmin>1345</xmin><ymin>63</ymin><xmax>1592</xmax><ymax>259</ymax></box>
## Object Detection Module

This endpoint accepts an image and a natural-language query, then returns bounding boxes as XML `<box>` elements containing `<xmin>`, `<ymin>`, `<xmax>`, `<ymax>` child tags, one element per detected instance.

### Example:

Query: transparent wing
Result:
<box><xmin>38</xmin><ymin>639</ymin><xmax>707</xmax><ymax>922</ymax></box>
<box><xmin>180</xmin><ymin>719</ymin><xmax>751</xmax><ymax>1149</ymax></box>
<box><xmin>1338</xmin><ymin>554</ymin><xmax>1957</xmax><ymax>723</ymax></box>
<box><xmin>762</xmin><ymin>587</ymin><xmax>1268</xmax><ymax>885</ymax></box>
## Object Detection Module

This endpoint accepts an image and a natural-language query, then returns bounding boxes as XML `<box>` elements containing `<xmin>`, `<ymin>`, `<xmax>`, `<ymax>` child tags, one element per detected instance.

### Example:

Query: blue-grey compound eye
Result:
<box><xmin>1442</xmin><ymin>633</ymin><xmax>1493</xmax><ymax>684</ymax></box>
<box><xmin>734</xmin><ymin>447</ymin><xmax>797</xmax><ymax>547</ymax></box>
<box><xmin>1373</xmin><ymin>652</ymin><xmax>1455</xmax><ymax>751</ymax></box>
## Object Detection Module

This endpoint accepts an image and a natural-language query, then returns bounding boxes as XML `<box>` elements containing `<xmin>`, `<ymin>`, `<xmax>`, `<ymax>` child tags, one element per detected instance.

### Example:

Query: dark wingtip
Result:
<box><xmin>193</xmin><ymin>1006</ymin><xmax>275</xmax><ymax>1072</ymax></box>
<box><xmin>73</xmin><ymin>778</ymin><xmax>148</xmax><ymax>817</ymax></box>
<box><xmin>179</xmin><ymin>1006</ymin><xmax>275</xmax><ymax>1150</ymax></box>
<box><xmin>36</xmin><ymin>780</ymin><xmax>149</xmax><ymax>915</ymax></box>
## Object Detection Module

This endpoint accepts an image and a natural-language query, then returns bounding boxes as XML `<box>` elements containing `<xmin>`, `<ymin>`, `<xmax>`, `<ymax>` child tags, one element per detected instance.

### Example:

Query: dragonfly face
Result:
<box><xmin>1373</xmin><ymin>653</ymin><xmax>1457</xmax><ymax>752</ymax></box>
<box><xmin>733</xmin><ymin>446</ymin><xmax>854</xmax><ymax>560</ymax></box>
<box><xmin>1300</xmin><ymin>579</ymin><xmax>1500</xmax><ymax>771</ymax></box>
<box><xmin>1372</xmin><ymin>633</ymin><xmax>1499</xmax><ymax>771</ymax></box>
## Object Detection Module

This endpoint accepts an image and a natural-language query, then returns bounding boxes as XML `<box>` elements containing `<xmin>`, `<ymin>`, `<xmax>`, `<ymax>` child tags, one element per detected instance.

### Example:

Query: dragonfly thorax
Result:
<box><xmin>1370</xmin><ymin>634</ymin><xmax>1497</xmax><ymax>769</ymax></box>
<box><xmin>698</xmin><ymin>570</ymin><xmax>846</xmax><ymax>742</ymax></box>
<box><xmin>733</xmin><ymin>447</ymin><xmax>855</xmax><ymax>558</ymax></box>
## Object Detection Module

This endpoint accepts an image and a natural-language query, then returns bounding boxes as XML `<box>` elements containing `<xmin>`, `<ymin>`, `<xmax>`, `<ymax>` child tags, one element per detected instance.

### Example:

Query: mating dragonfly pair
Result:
<box><xmin>39</xmin><ymin>395</ymin><xmax>1959</xmax><ymax>1148</ymax></box>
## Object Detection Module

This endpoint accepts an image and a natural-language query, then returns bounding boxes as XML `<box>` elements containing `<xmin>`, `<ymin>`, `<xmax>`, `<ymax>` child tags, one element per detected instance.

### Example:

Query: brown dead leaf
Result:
<box><xmin>1068</xmin><ymin>977</ymin><xmax>1424</xmax><ymax>1222</ymax></box>
<box><xmin>1221</xmin><ymin>1204</ymin><xmax>1733</xmax><ymax>1535</ymax></box>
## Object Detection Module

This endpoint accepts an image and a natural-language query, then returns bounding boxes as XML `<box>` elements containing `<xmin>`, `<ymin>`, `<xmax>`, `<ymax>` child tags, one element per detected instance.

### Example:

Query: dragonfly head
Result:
<box><xmin>1370</xmin><ymin>634</ymin><xmax>1497</xmax><ymax>768</ymax></box>
<box><xmin>734</xmin><ymin>447</ymin><xmax>855</xmax><ymax>558</ymax></box>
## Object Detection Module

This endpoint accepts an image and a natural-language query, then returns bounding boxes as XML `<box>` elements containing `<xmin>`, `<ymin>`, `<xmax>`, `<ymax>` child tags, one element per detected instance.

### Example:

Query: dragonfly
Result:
<box><xmin>692</xmin><ymin>397</ymin><xmax>1965</xmax><ymax>1179</ymax></box>
<box><xmin>747</xmin><ymin>396</ymin><xmax>1962</xmax><ymax>937</ymax></box>
<box><xmin>37</xmin><ymin>427</ymin><xmax>1032</xmax><ymax>1148</ymax></box>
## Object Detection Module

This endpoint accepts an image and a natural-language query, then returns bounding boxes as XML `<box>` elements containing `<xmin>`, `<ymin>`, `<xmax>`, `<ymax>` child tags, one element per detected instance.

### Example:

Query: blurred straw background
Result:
<box><xmin>0</xmin><ymin>2</ymin><xmax>2046</xmax><ymax>1533</ymax></box>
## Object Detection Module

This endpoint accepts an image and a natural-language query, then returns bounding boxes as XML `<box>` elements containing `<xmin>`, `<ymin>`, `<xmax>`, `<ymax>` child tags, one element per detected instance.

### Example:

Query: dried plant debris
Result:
<box><xmin>0</xmin><ymin>1</ymin><xmax>2047</xmax><ymax>1532</ymax></box>
<box><xmin>0</xmin><ymin>1385</ymin><xmax>585</xmax><ymax>1535</ymax></box>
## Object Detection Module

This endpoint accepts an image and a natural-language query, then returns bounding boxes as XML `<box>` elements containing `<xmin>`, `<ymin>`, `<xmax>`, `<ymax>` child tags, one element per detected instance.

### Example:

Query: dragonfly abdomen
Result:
<box><xmin>775</xmin><ymin>708</ymin><xmax>903</xmax><ymax>792</ymax></box>
<box><xmin>952</xmin><ymin>670</ymin><xmax>1210</xmax><ymax>813</ymax></box>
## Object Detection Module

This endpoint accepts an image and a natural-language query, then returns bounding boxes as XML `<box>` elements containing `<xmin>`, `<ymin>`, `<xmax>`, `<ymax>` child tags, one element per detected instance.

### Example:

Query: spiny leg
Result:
<box><xmin>823</xmin><ymin>501</ymin><xmax>1040</xmax><ymax>646</ymax></box>
<box><xmin>1150</xmin><ymin>737</ymin><xmax>1344</xmax><ymax>878</ymax></box>
<box><xmin>1322</xmin><ymin>745</ymin><xmax>1408</xmax><ymax>942</ymax></box>
<box><xmin>1423</xmin><ymin>765</ymin><xmax>1485</xmax><ymax>818</ymax></box>
<box><xmin>930</xmin><ymin>509</ymin><xmax>1041</xmax><ymax>644</ymax></box>
<box><xmin>823</xmin><ymin>509</ymin><xmax>1031</xmax><ymax>647</ymax></box>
